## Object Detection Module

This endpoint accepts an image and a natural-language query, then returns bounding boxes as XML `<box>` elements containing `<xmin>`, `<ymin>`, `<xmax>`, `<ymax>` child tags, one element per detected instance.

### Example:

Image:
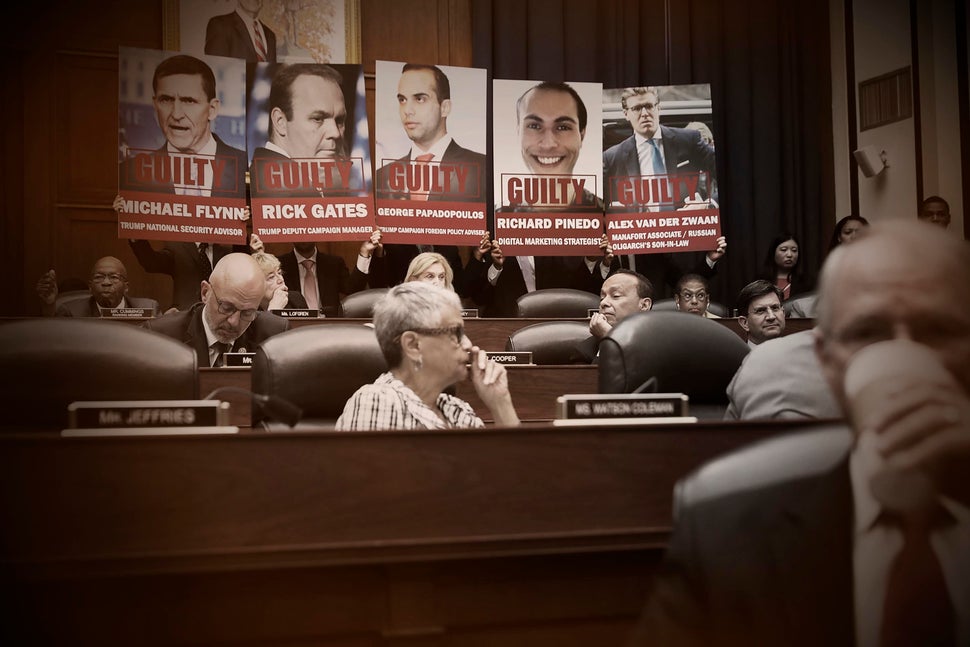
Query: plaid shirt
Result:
<box><xmin>334</xmin><ymin>372</ymin><xmax>484</xmax><ymax>431</ymax></box>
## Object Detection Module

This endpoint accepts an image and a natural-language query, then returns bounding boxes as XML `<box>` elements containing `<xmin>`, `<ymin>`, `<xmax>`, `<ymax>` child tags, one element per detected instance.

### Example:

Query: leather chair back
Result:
<box><xmin>252</xmin><ymin>324</ymin><xmax>387</xmax><ymax>429</ymax></box>
<box><xmin>54</xmin><ymin>290</ymin><xmax>91</xmax><ymax>311</ymax></box>
<box><xmin>516</xmin><ymin>288</ymin><xmax>600</xmax><ymax>318</ymax></box>
<box><xmin>675</xmin><ymin>423</ymin><xmax>852</xmax><ymax>513</ymax></box>
<box><xmin>598</xmin><ymin>310</ymin><xmax>749</xmax><ymax>405</ymax></box>
<box><xmin>0</xmin><ymin>318</ymin><xmax>198</xmax><ymax>430</ymax></box>
<box><xmin>506</xmin><ymin>320</ymin><xmax>591</xmax><ymax>364</ymax></box>
<box><xmin>340</xmin><ymin>288</ymin><xmax>389</xmax><ymax>318</ymax></box>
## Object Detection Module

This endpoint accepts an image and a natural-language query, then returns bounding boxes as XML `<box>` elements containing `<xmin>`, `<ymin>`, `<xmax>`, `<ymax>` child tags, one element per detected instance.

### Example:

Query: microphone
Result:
<box><xmin>632</xmin><ymin>376</ymin><xmax>658</xmax><ymax>394</ymax></box>
<box><xmin>204</xmin><ymin>386</ymin><xmax>302</xmax><ymax>428</ymax></box>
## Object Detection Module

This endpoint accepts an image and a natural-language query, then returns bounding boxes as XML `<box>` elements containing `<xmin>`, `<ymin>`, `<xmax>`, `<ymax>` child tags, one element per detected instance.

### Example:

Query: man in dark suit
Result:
<box><xmin>603</xmin><ymin>86</ymin><xmax>716</xmax><ymax>209</ymax></box>
<box><xmin>128</xmin><ymin>239</ymin><xmax>240</xmax><ymax>311</ymax></box>
<box><xmin>204</xmin><ymin>0</ymin><xmax>277</xmax><ymax>62</ymax></box>
<box><xmin>370</xmin><ymin>63</ymin><xmax>484</xmax><ymax>293</ymax></box>
<box><xmin>36</xmin><ymin>256</ymin><xmax>158</xmax><ymax>317</ymax></box>
<box><xmin>250</xmin><ymin>64</ymin><xmax>350</xmax><ymax>198</ymax></box>
<box><xmin>375</xmin><ymin>63</ymin><xmax>486</xmax><ymax>203</ymax></box>
<box><xmin>629</xmin><ymin>220</ymin><xmax>970</xmax><ymax>646</ymax></box>
<box><xmin>143</xmin><ymin>253</ymin><xmax>289</xmax><ymax>367</ymax></box>
<box><xmin>118</xmin><ymin>54</ymin><xmax>247</xmax><ymax>198</ymax></box>
<box><xmin>278</xmin><ymin>241</ymin><xmax>370</xmax><ymax>317</ymax></box>
<box><xmin>573</xmin><ymin>269</ymin><xmax>653</xmax><ymax>363</ymax></box>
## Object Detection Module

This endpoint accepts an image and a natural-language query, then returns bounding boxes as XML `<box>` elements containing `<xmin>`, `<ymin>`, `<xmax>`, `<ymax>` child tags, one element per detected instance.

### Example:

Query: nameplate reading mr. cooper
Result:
<box><xmin>485</xmin><ymin>351</ymin><xmax>533</xmax><ymax>365</ymax></box>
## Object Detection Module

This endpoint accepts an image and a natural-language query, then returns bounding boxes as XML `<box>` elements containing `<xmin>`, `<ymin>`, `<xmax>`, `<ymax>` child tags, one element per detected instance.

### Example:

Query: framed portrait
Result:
<box><xmin>164</xmin><ymin>0</ymin><xmax>361</xmax><ymax>64</ymax></box>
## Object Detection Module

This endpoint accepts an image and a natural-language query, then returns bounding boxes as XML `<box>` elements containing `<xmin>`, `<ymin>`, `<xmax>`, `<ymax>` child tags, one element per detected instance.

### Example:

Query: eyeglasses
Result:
<box><xmin>626</xmin><ymin>102</ymin><xmax>657</xmax><ymax>113</ymax></box>
<box><xmin>208</xmin><ymin>285</ymin><xmax>258</xmax><ymax>321</ymax></box>
<box><xmin>679</xmin><ymin>290</ymin><xmax>708</xmax><ymax>302</ymax></box>
<box><xmin>410</xmin><ymin>324</ymin><xmax>465</xmax><ymax>344</ymax></box>
<box><xmin>91</xmin><ymin>273</ymin><xmax>126</xmax><ymax>283</ymax></box>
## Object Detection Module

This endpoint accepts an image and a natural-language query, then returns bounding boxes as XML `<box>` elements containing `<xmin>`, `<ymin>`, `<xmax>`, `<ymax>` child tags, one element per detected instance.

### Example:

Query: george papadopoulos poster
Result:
<box><xmin>491</xmin><ymin>79</ymin><xmax>604</xmax><ymax>257</ymax></box>
<box><xmin>117</xmin><ymin>47</ymin><xmax>249</xmax><ymax>244</ymax></box>
<box><xmin>373</xmin><ymin>60</ymin><xmax>488</xmax><ymax>246</ymax></box>
<box><xmin>602</xmin><ymin>84</ymin><xmax>720</xmax><ymax>255</ymax></box>
<box><xmin>246</xmin><ymin>62</ymin><xmax>376</xmax><ymax>243</ymax></box>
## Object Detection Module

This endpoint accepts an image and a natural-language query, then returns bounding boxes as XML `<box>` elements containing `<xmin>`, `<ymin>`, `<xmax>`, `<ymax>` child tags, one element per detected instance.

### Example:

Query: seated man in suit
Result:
<box><xmin>629</xmin><ymin>219</ymin><xmax>970</xmax><ymax>646</ymax></box>
<box><xmin>143</xmin><ymin>253</ymin><xmax>289</xmax><ymax>367</ymax></box>
<box><xmin>736</xmin><ymin>279</ymin><xmax>786</xmax><ymax>348</ymax></box>
<box><xmin>36</xmin><ymin>256</ymin><xmax>158</xmax><ymax>317</ymax></box>
<box><xmin>574</xmin><ymin>269</ymin><xmax>653</xmax><ymax>363</ymax></box>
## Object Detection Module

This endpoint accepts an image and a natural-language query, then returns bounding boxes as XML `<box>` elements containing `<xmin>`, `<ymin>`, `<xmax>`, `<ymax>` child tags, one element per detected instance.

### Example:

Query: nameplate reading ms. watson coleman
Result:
<box><xmin>556</xmin><ymin>393</ymin><xmax>689</xmax><ymax>419</ymax></box>
<box><xmin>67</xmin><ymin>400</ymin><xmax>231</xmax><ymax>428</ymax></box>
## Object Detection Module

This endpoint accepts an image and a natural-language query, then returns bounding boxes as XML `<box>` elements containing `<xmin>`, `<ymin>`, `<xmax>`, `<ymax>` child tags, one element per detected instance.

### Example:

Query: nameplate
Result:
<box><xmin>485</xmin><ymin>351</ymin><xmax>533</xmax><ymax>365</ymax></box>
<box><xmin>67</xmin><ymin>400</ymin><xmax>231</xmax><ymax>428</ymax></box>
<box><xmin>99</xmin><ymin>307</ymin><xmax>154</xmax><ymax>318</ymax></box>
<box><xmin>461</xmin><ymin>308</ymin><xmax>480</xmax><ymax>318</ymax></box>
<box><xmin>587</xmin><ymin>308</ymin><xmax>598</xmax><ymax>318</ymax></box>
<box><xmin>556</xmin><ymin>393</ymin><xmax>689</xmax><ymax>419</ymax></box>
<box><xmin>271</xmin><ymin>308</ymin><xmax>321</xmax><ymax>318</ymax></box>
<box><xmin>63</xmin><ymin>426</ymin><xmax>239</xmax><ymax>437</ymax></box>
<box><xmin>223</xmin><ymin>352</ymin><xmax>255</xmax><ymax>367</ymax></box>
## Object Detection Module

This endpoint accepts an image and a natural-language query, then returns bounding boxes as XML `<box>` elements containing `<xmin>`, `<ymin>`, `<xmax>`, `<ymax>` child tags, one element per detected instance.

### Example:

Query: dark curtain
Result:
<box><xmin>472</xmin><ymin>0</ymin><xmax>834</xmax><ymax>309</ymax></box>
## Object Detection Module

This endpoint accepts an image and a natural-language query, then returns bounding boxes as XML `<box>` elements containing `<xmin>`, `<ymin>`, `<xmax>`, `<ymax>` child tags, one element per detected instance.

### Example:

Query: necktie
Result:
<box><xmin>253</xmin><ymin>21</ymin><xmax>268</xmax><ymax>61</ymax></box>
<box><xmin>210</xmin><ymin>341</ymin><xmax>230</xmax><ymax>367</ymax></box>
<box><xmin>198</xmin><ymin>243</ymin><xmax>213</xmax><ymax>280</ymax></box>
<box><xmin>301</xmin><ymin>259</ymin><xmax>319</xmax><ymax>310</ymax></box>
<box><xmin>648</xmin><ymin>139</ymin><xmax>666</xmax><ymax>174</ymax></box>
<box><xmin>879</xmin><ymin>506</ymin><xmax>956</xmax><ymax>647</ymax></box>
<box><xmin>412</xmin><ymin>153</ymin><xmax>434</xmax><ymax>201</ymax></box>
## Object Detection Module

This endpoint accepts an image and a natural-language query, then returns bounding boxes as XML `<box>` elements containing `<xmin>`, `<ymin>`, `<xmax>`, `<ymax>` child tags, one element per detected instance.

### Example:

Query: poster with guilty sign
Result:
<box><xmin>247</xmin><ymin>63</ymin><xmax>376</xmax><ymax>242</ymax></box>
<box><xmin>491</xmin><ymin>78</ymin><xmax>604</xmax><ymax>256</ymax></box>
<box><xmin>373</xmin><ymin>60</ymin><xmax>488</xmax><ymax>245</ymax></box>
<box><xmin>117</xmin><ymin>47</ymin><xmax>249</xmax><ymax>244</ymax></box>
<box><xmin>602</xmin><ymin>83</ymin><xmax>721</xmax><ymax>254</ymax></box>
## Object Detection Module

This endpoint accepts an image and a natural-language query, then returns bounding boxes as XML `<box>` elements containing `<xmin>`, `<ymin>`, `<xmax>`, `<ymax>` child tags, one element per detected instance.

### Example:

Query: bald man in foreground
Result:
<box><xmin>629</xmin><ymin>220</ymin><xmax>970</xmax><ymax>646</ymax></box>
<box><xmin>144</xmin><ymin>252</ymin><xmax>289</xmax><ymax>367</ymax></box>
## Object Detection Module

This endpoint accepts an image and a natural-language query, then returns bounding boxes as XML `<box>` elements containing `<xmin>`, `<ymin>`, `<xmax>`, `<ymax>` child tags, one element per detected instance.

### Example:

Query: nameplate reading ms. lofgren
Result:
<box><xmin>556</xmin><ymin>393</ymin><xmax>689</xmax><ymax>419</ymax></box>
<box><xmin>270</xmin><ymin>308</ymin><xmax>321</xmax><ymax>318</ymax></box>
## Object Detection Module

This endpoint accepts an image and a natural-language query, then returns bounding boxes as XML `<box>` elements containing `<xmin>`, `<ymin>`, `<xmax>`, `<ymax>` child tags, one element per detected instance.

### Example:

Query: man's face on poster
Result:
<box><xmin>625</xmin><ymin>90</ymin><xmax>660</xmax><ymax>139</ymax></box>
<box><xmin>397</xmin><ymin>69</ymin><xmax>451</xmax><ymax>149</ymax></box>
<box><xmin>517</xmin><ymin>87</ymin><xmax>585</xmax><ymax>176</ymax></box>
<box><xmin>275</xmin><ymin>74</ymin><xmax>347</xmax><ymax>159</ymax></box>
<box><xmin>153</xmin><ymin>73</ymin><xmax>218</xmax><ymax>154</ymax></box>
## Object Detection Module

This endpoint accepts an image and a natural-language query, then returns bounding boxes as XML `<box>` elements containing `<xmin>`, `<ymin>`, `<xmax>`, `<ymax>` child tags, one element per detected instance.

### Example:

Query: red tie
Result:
<box><xmin>253</xmin><ymin>21</ymin><xmax>268</xmax><ymax>62</ymax></box>
<box><xmin>412</xmin><ymin>153</ymin><xmax>434</xmax><ymax>201</ymax></box>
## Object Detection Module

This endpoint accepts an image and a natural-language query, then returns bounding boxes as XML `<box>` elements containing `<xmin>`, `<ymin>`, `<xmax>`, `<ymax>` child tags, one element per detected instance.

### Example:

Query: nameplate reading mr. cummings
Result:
<box><xmin>556</xmin><ymin>393</ymin><xmax>689</xmax><ymax>419</ymax></box>
<box><xmin>99</xmin><ymin>307</ymin><xmax>154</xmax><ymax>318</ymax></box>
<box><xmin>67</xmin><ymin>400</ymin><xmax>230</xmax><ymax>428</ymax></box>
<box><xmin>485</xmin><ymin>351</ymin><xmax>533</xmax><ymax>365</ymax></box>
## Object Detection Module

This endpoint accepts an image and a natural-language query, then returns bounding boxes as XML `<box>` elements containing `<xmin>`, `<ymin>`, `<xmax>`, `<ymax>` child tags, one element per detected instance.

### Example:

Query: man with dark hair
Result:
<box><xmin>736</xmin><ymin>279</ymin><xmax>786</xmax><ymax>347</ymax></box>
<box><xmin>204</xmin><ymin>0</ymin><xmax>277</xmax><ymax>63</ymax></box>
<box><xmin>574</xmin><ymin>269</ymin><xmax>653</xmax><ymax>363</ymax></box>
<box><xmin>674</xmin><ymin>273</ymin><xmax>717</xmax><ymax>318</ymax></box>
<box><xmin>371</xmin><ymin>62</ymin><xmax>483</xmax><ymax>291</ymax></box>
<box><xmin>467</xmin><ymin>81</ymin><xmax>603</xmax><ymax>316</ymax></box>
<box><xmin>919</xmin><ymin>195</ymin><xmax>951</xmax><ymax>228</ymax></box>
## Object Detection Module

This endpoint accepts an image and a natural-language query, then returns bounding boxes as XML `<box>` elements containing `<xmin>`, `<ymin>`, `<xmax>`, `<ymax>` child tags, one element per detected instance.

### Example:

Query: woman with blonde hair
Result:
<box><xmin>404</xmin><ymin>251</ymin><xmax>455</xmax><ymax>291</ymax></box>
<box><xmin>251</xmin><ymin>251</ymin><xmax>308</xmax><ymax>310</ymax></box>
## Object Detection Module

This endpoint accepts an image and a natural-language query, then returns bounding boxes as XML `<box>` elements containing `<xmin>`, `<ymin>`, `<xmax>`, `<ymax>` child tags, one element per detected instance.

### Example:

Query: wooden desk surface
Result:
<box><xmin>0</xmin><ymin>420</ymin><xmax>827</xmax><ymax>645</ymax></box>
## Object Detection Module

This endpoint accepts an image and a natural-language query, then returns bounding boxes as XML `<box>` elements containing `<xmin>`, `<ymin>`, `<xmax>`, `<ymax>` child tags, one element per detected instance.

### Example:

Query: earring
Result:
<box><xmin>413</xmin><ymin>356</ymin><xmax>423</xmax><ymax>372</ymax></box>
